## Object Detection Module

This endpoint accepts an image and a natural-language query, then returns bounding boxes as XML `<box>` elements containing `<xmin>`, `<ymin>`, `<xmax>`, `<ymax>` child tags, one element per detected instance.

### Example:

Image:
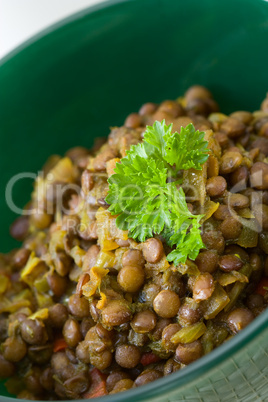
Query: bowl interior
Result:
<box><xmin>1</xmin><ymin>0</ymin><xmax>268</xmax><ymax>253</ymax></box>
<box><xmin>1</xmin><ymin>0</ymin><xmax>268</xmax><ymax>400</ymax></box>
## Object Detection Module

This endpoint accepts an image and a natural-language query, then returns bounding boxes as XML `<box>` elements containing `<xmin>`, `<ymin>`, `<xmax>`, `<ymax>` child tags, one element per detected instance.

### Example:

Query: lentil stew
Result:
<box><xmin>1</xmin><ymin>86</ymin><xmax>268</xmax><ymax>400</ymax></box>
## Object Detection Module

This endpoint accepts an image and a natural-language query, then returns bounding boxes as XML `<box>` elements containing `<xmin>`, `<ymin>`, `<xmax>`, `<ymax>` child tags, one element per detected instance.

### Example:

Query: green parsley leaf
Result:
<box><xmin>143</xmin><ymin>120</ymin><xmax>209</xmax><ymax>173</ymax></box>
<box><xmin>105</xmin><ymin>120</ymin><xmax>209</xmax><ymax>264</ymax></box>
<box><xmin>143</xmin><ymin>120</ymin><xmax>172</xmax><ymax>157</ymax></box>
<box><xmin>106</xmin><ymin>153</ymin><xmax>171</xmax><ymax>241</ymax></box>
<box><xmin>164</xmin><ymin>124</ymin><xmax>210</xmax><ymax>171</ymax></box>
<box><xmin>163</xmin><ymin>185</ymin><xmax>204</xmax><ymax>264</ymax></box>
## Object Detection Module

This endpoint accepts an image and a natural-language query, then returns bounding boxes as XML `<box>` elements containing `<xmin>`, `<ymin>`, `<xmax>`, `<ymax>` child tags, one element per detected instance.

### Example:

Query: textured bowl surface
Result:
<box><xmin>0</xmin><ymin>0</ymin><xmax>268</xmax><ymax>401</ymax></box>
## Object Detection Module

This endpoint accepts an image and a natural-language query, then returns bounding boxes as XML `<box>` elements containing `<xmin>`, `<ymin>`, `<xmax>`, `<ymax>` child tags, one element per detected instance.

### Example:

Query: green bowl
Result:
<box><xmin>1</xmin><ymin>0</ymin><xmax>268</xmax><ymax>400</ymax></box>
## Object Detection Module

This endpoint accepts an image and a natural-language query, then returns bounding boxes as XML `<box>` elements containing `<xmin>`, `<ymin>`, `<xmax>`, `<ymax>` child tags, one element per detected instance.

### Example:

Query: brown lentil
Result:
<box><xmin>48</xmin><ymin>304</ymin><xmax>68</xmax><ymax>328</ymax></box>
<box><xmin>63</xmin><ymin>319</ymin><xmax>82</xmax><ymax>348</ymax></box>
<box><xmin>40</xmin><ymin>367</ymin><xmax>54</xmax><ymax>392</ymax></box>
<box><xmin>9</xmin><ymin>216</ymin><xmax>29</xmax><ymax>241</ymax></box>
<box><xmin>219</xmin><ymin>217</ymin><xmax>242</xmax><ymax>240</ymax></box>
<box><xmin>83</xmin><ymin>245</ymin><xmax>100</xmax><ymax>271</ymax></box>
<box><xmin>54</xmin><ymin>250</ymin><xmax>72</xmax><ymax>276</ymax></box>
<box><xmin>65</xmin><ymin>146</ymin><xmax>89</xmax><ymax>162</ymax></box>
<box><xmin>162</xmin><ymin>323</ymin><xmax>182</xmax><ymax>351</ymax></box>
<box><xmin>76</xmin><ymin>341</ymin><xmax>91</xmax><ymax>364</ymax></box>
<box><xmin>193</xmin><ymin>273</ymin><xmax>215</xmax><ymax>301</ymax></box>
<box><xmin>151</xmin><ymin>318</ymin><xmax>172</xmax><ymax>341</ymax></box>
<box><xmin>251</xmin><ymin>137</ymin><xmax>268</xmax><ymax>156</ymax></box>
<box><xmin>175</xmin><ymin>340</ymin><xmax>203</xmax><ymax>365</ymax></box>
<box><xmin>117</xmin><ymin>265</ymin><xmax>145</xmax><ymax>293</ymax></box>
<box><xmin>131</xmin><ymin>310</ymin><xmax>157</xmax><ymax>333</ymax></box>
<box><xmin>206</xmin><ymin>176</ymin><xmax>227</xmax><ymax>197</ymax></box>
<box><xmin>230</xmin><ymin>166</ymin><xmax>249</xmax><ymax>188</ymax></box>
<box><xmin>259</xmin><ymin>121</ymin><xmax>268</xmax><ymax>137</ymax></box>
<box><xmin>2</xmin><ymin>336</ymin><xmax>27</xmax><ymax>362</ymax></box>
<box><xmin>225</xmin><ymin>245</ymin><xmax>249</xmax><ymax>263</ymax></box>
<box><xmin>127</xmin><ymin>329</ymin><xmax>148</xmax><ymax>347</ymax></box>
<box><xmin>220</xmin><ymin>117</ymin><xmax>246</xmax><ymax>138</ymax></box>
<box><xmin>254</xmin><ymin>116</ymin><xmax>268</xmax><ymax>133</ymax></box>
<box><xmin>101</xmin><ymin>300</ymin><xmax>132</xmax><ymax>327</ymax></box>
<box><xmin>12</xmin><ymin>248</ymin><xmax>31</xmax><ymax>269</ymax></box>
<box><xmin>163</xmin><ymin>358</ymin><xmax>181</xmax><ymax>376</ymax></box>
<box><xmin>213</xmin><ymin>204</ymin><xmax>233</xmax><ymax>221</ymax></box>
<box><xmin>25</xmin><ymin>368</ymin><xmax>43</xmax><ymax>395</ymax></box>
<box><xmin>110</xmin><ymin>379</ymin><xmax>134</xmax><ymax>394</ymax></box>
<box><xmin>0</xmin><ymin>355</ymin><xmax>15</xmax><ymax>378</ymax></box>
<box><xmin>63</xmin><ymin>373</ymin><xmax>90</xmax><ymax>398</ymax></box>
<box><xmin>90</xmin><ymin>350</ymin><xmax>113</xmax><ymax>370</ymax></box>
<box><xmin>214</xmin><ymin>131</ymin><xmax>229</xmax><ymax>149</ymax></box>
<box><xmin>227</xmin><ymin>308</ymin><xmax>254</xmax><ymax>334</ymax></box>
<box><xmin>250</xmin><ymin>162</ymin><xmax>268</xmax><ymax>190</ymax></box>
<box><xmin>195</xmin><ymin>250</ymin><xmax>218</xmax><ymax>273</ymax></box>
<box><xmin>201</xmin><ymin>230</ymin><xmax>225</xmax><ymax>254</ymax></box>
<box><xmin>67</xmin><ymin>294</ymin><xmax>90</xmax><ymax>319</ymax></box>
<box><xmin>247</xmin><ymin>293</ymin><xmax>264</xmax><ymax>310</ymax></box>
<box><xmin>178</xmin><ymin>302</ymin><xmax>201</xmax><ymax>326</ymax></box>
<box><xmin>219</xmin><ymin>255</ymin><xmax>243</xmax><ymax>272</ymax></box>
<box><xmin>249</xmin><ymin>253</ymin><xmax>262</xmax><ymax>272</ymax></box>
<box><xmin>81</xmin><ymin>169</ymin><xmax>94</xmax><ymax>193</ymax></box>
<box><xmin>225</xmin><ymin>193</ymin><xmax>249</xmax><ymax>209</ymax></box>
<box><xmin>20</xmin><ymin>319</ymin><xmax>47</xmax><ymax>345</ymax></box>
<box><xmin>134</xmin><ymin>370</ymin><xmax>163</xmax><ymax>387</ymax></box>
<box><xmin>28</xmin><ymin>344</ymin><xmax>53</xmax><ymax>365</ymax></box>
<box><xmin>89</xmin><ymin>300</ymin><xmax>101</xmax><ymax>322</ymax></box>
<box><xmin>106</xmin><ymin>371</ymin><xmax>130</xmax><ymax>393</ymax></box>
<box><xmin>153</xmin><ymin>290</ymin><xmax>181</xmax><ymax>318</ymax></box>
<box><xmin>142</xmin><ymin>238</ymin><xmax>164</xmax><ymax>263</ymax></box>
<box><xmin>153</xmin><ymin>110</ymin><xmax>174</xmax><ymax>123</ymax></box>
<box><xmin>115</xmin><ymin>344</ymin><xmax>141</xmax><ymax>368</ymax></box>
<box><xmin>47</xmin><ymin>272</ymin><xmax>68</xmax><ymax>297</ymax></box>
<box><xmin>220</xmin><ymin>151</ymin><xmax>243</xmax><ymax>174</ymax></box>
<box><xmin>31</xmin><ymin>211</ymin><xmax>53</xmax><ymax>230</ymax></box>
<box><xmin>158</xmin><ymin>100</ymin><xmax>184</xmax><ymax>118</ymax></box>
<box><xmin>186</xmin><ymin>98</ymin><xmax>212</xmax><ymax>116</ymax></box>
<box><xmin>125</xmin><ymin>113</ymin><xmax>142</xmax><ymax>128</ymax></box>
<box><xmin>230</xmin><ymin>111</ymin><xmax>253</xmax><ymax>124</ymax></box>
<box><xmin>249</xmin><ymin>147</ymin><xmax>260</xmax><ymax>161</ymax></box>
<box><xmin>139</xmin><ymin>102</ymin><xmax>158</xmax><ymax>116</ymax></box>
<box><xmin>185</xmin><ymin>85</ymin><xmax>213</xmax><ymax>101</ymax></box>
<box><xmin>76</xmin><ymin>273</ymin><xmax>90</xmax><ymax>297</ymax></box>
<box><xmin>122</xmin><ymin>249</ymin><xmax>145</xmax><ymax>267</ymax></box>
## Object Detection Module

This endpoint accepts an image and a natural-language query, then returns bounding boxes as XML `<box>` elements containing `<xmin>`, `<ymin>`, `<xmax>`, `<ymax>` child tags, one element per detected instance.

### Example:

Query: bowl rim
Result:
<box><xmin>0</xmin><ymin>0</ymin><xmax>268</xmax><ymax>400</ymax></box>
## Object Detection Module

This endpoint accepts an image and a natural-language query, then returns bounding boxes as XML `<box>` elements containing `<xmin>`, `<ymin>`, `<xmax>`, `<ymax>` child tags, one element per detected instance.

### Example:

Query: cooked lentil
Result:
<box><xmin>0</xmin><ymin>85</ymin><xmax>268</xmax><ymax>400</ymax></box>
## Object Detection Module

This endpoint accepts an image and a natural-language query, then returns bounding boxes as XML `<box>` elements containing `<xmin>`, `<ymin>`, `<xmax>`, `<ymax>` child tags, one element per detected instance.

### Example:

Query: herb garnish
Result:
<box><xmin>105</xmin><ymin>120</ymin><xmax>210</xmax><ymax>264</ymax></box>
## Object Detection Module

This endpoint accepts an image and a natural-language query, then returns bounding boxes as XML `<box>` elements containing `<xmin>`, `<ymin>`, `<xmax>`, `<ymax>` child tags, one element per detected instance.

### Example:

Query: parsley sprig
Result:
<box><xmin>105</xmin><ymin>120</ymin><xmax>210</xmax><ymax>264</ymax></box>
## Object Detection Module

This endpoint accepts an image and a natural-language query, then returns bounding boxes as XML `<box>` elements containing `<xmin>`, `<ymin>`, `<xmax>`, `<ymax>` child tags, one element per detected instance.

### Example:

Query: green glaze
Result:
<box><xmin>0</xmin><ymin>0</ymin><xmax>268</xmax><ymax>400</ymax></box>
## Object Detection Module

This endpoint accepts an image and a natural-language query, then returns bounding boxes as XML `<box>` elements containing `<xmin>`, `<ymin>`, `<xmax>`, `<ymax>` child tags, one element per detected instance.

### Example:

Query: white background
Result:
<box><xmin>0</xmin><ymin>0</ymin><xmax>102</xmax><ymax>60</ymax></box>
